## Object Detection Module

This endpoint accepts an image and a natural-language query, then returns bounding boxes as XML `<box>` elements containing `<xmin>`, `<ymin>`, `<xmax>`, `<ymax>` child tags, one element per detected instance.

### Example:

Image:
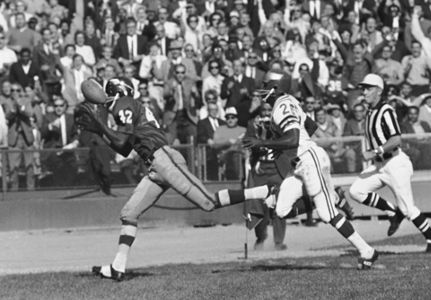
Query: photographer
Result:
<box><xmin>244</xmin><ymin>102</ymin><xmax>287</xmax><ymax>250</ymax></box>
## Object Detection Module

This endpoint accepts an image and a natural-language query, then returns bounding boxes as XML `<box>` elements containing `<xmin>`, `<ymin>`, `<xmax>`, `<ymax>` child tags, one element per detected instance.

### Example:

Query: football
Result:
<box><xmin>81</xmin><ymin>79</ymin><xmax>106</xmax><ymax>104</ymax></box>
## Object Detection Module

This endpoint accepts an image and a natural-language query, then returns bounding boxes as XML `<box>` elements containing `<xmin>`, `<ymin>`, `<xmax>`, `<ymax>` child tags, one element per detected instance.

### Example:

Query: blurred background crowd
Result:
<box><xmin>0</xmin><ymin>0</ymin><xmax>430</xmax><ymax>192</ymax></box>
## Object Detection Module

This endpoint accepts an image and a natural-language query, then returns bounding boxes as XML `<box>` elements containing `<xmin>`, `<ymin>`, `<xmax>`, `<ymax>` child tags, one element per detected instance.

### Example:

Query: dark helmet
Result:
<box><xmin>256</xmin><ymin>71</ymin><xmax>290</xmax><ymax>105</ymax></box>
<box><xmin>105</xmin><ymin>77</ymin><xmax>134</xmax><ymax>98</ymax></box>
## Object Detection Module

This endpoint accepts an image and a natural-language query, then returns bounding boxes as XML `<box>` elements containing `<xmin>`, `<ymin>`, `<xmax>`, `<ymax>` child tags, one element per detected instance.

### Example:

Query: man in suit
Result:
<box><xmin>40</xmin><ymin>96</ymin><xmax>79</xmax><ymax>187</ymax></box>
<box><xmin>244</xmin><ymin>51</ymin><xmax>265</xmax><ymax>89</ymax></box>
<box><xmin>114</xmin><ymin>17</ymin><xmax>149</xmax><ymax>68</ymax></box>
<box><xmin>343</xmin><ymin>103</ymin><xmax>366</xmax><ymax>173</ymax></box>
<box><xmin>163</xmin><ymin>63</ymin><xmax>200</xmax><ymax>144</ymax></box>
<box><xmin>156</xmin><ymin>40</ymin><xmax>198</xmax><ymax>83</ymax></box>
<box><xmin>9</xmin><ymin>48</ymin><xmax>39</xmax><ymax>88</ymax></box>
<box><xmin>401</xmin><ymin>106</ymin><xmax>431</xmax><ymax>169</ymax></box>
<box><xmin>32</xmin><ymin>27</ymin><xmax>62</xmax><ymax>90</ymax></box>
<box><xmin>197</xmin><ymin>100</ymin><xmax>226</xmax><ymax>180</ymax></box>
<box><xmin>154</xmin><ymin>22</ymin><xmax>172</xmax><ymax>57</ymax></box>
<box><xmin>220</xmin><ymin>59</ymin><xmax>255</xmax><ymax>119</ymax></box>
<box><xmin>62</xmin><ymin>54</ymin><xmax>92</xmax><ymax>110</ymax></box>
<box><xmin>136</xmin><ymin>5</ymin><xmax>156</xmax><ymax>42</ymax></box>
<box><xmin>3</xmin><ymin>83</ymin><xmax>35</xmax><ymax>191</ymax></box>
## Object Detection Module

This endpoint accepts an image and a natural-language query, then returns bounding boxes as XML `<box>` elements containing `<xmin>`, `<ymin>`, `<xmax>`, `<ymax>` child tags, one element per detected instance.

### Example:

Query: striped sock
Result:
<box><xmin>330</xmin><ymin>214</ymin><xmax>373</xmax><ymax>258</ymax></box>
<box><xmin>412</xmin><ymin>214</ymin><xmax>431</xmax><ymax>240</ymax></box>
<box><xmin>112</xmin><ymin>221</ymin><xmax>137</xmax><ymax>273</ymax></box>
<box><xmin>363</xmin><ymin>193</ymin><xmax>396</xmax><ymax>216</ymax></box>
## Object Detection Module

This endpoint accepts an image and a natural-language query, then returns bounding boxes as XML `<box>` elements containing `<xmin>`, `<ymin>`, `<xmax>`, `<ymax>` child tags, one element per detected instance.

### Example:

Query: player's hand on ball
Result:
<box><xmin>242</xmin><ymin>137</ymin><xmax>262</xmax><ymax>149</ymax></box>
<box><xmin>362</xmin><ymin>150</ymin><xmax>376</xmax><ymax>161</ymax></box>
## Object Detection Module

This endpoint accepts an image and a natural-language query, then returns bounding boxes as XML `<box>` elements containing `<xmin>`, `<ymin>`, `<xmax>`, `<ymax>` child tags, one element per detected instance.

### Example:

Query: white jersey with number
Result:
<box><xmin>271</xmin><ymin>94</ymin><xmax>316</xmax><ymax>156</ymax></box>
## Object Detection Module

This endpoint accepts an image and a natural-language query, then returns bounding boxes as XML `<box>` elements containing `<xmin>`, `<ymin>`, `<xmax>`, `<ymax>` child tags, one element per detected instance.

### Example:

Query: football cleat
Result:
<box><xmin>357</xmin><ymin>250</ymin><xmax>379</xmax><ymax>270</ymax></box>
<box><xmin>274</xmin><ymin>243</ymin><xmax>287</xmax><ymax>251</ymax></box>
<box><xmin>387</xmin><ymin>212</ymin><xmax>404</xmax><ymax>237</ymax></box>
<box><xmin>92</xmin><ymin>265</ymin><xmax>125</xmax><ymax>281</ymax></box>
<box><xmin>335</xmin><ymin>187</ymin><xmax>354</xmax><ymax>220</ymax></box>
<box><xmin>426</xmin><ymin>243</ymin><xmax>431</xmax><ymax>253</ymax></box>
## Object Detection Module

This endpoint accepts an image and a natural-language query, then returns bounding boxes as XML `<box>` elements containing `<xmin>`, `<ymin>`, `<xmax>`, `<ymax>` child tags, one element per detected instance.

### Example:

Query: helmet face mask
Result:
<box><xmin>105</xmin><ymin>77</ymin><xmax>134</xmax><ymax>98</ymax></box>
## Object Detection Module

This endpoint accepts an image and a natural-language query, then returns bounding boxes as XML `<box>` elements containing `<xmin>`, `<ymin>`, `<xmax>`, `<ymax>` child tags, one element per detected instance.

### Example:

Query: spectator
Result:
<box><xmin>220</xmin><ymin>58</ymin><xmax>255</xmax><ymax>112</ymax></box>
<box><xmin>74</xmin><ymin>31</ymin><xmax>96</xmax><ymax>67</ymax></box>
<box><xmin>9</xmin><ymin>48</ymin><xmax>40</xmax><ymax>88</ymax></box>
<box><xmin>244</xmin><ymin>51</ymin><xmax>266</xmax><ymax>89</ymax></box>
<box><xmin>7</xmin><ymin>12</ymin><xmax>39</xmax><ymax>53</ymax></box>
<box><xmin>199</xmin><ymin>89</ymin><xmax>224</xmax><ymax>121</ymax></box>
<box><xmin>63</xmin><ymin>54</ymin><xmax>92</xmax><ymax>109</ymax></box>
<box><xmin>197</xmin><ymin>100</ymin><xmax>226</xmax><ymax>180</ymax></box>
<box><xmin>213</xmin><ymin>107</ymin><xmax>246</xmax><ymax>180</ymax></box>
<box><xmin>401</xmin><ymin>106</ymin><xmax>431</xmax><ymax>169</ymax></box>
<box><xmin>343</xmin><ymin>103</ymin><xmax>367</xmax><ymax>173</ymax></box>
<box><xmin>201</xmin><ymin>59</ymin><xmax>224</xmax><ymax>110</ymax></box>
<box><xmin>153</xmin><ymin>22</ymin><xmax>172</xmax><ymax>57</ymax></box>
<box><xmin>60</xmin><ymin>44</ymin><xmax>76</xmax><ymax>69</ymax></box>
<box><xmin>302</xmin><ymin>95</ymin><xmax>317</xmax><ymax>121</ymax></box>
<box><xmin>374</xmin><ymin>44</ymin><xmax>404</xmax><ymax>86</ymax></box>
<box><xmin>135</xmin><ymin>5</ymin><xmax>156</xmax><ymax>41</ymax></box>
<box><xmin>114</xmin><ymin>17</ymin><xmax>148</xmax><ymax>68</ymax></box>
<box><xmin>401</xmin><ymin>41</ymin><xmax>431</xmax><ymax>96</ymax></box>
<box><xmin>154</xmin><ymin>6</ymin><xmax>181</xmax><ymax>40</ymax></box>
<box><xmin>40</xmin><ymin>96</ymin><xmax>78</xmax><ymax>187</ymax></box>
<box><xmin>419</xmin><ymin>95</ymin><xmax>431</xmax><ymax>127</ymax></box>
<box><xmin>0</xmin><ymin>32</ymin><xmax>18</xmax><ymax>80</ymax></box>
<box><xmin>163</xmin><ymin>63</ymin><xmax>199</xmax><ymax>144</ymax></box>
<box><xmin>101</xmin><ymin>16</ymin><xmax>119</xmax><ymax>48</ymax></box>
<box><xmin>183</xmin><ymin>43</ymin><xmax>203</xmax><ymax>78</ymax></box>
<box><xmin>3</xmin><ymin>83</ymin><xmax>35</xmax><ymax>191</ymax></box>
<box><xmin>138</xmin><ymin>43</ymin><xmax>166</xmax><ymax>80</ymax></box>
<box><xmin>157</xmin><ymin>40</ymin><xmax>198</xmax><ymax>82</ymax></box>
<box><xmin>33</xmin><ymin>27</ymin><xmax>62</xmax><ymax>85</ymax></box>
<box><xmin>84</xmin><ymin>19</ymin><xmax>102</xmax><ymax>59</ymax></box>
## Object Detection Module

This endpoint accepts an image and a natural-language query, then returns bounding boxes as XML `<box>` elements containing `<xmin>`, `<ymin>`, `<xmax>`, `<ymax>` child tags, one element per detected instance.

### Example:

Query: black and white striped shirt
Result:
<box><xmin>365</xmin><ymin>102</ymin><xmax>401</xmax><ymax>149</ymax></box>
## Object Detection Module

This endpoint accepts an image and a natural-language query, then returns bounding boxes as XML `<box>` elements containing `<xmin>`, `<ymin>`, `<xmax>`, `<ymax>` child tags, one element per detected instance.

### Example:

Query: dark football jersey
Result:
<box><xmin>110</xmin><ymin>96</ymin><xmax>168</xmax><ymax>160</ymax></box>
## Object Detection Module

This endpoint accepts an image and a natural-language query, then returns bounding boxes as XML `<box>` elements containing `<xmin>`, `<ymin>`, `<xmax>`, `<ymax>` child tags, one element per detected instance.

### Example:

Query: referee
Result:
<box><xmin>349</xmin><ymin>74</ymin><xmax>431</xmax><ymax>252</ymax></box>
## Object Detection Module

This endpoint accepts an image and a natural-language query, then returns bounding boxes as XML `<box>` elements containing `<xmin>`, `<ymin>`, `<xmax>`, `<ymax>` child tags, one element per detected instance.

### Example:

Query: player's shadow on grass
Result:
<box><xmin>212</xmin><ymin>263</ymin><xmax>328</xmax><ymax>274</ymax></box>
<box><xmin>341</xmin><ymin>249</ymin><xmax>422</xmax><ymax>257</ymax></box>
<box><xmin>77</xmin><ymin>270</ymin><xmax>156</xmax><ymax>281</ymax></box>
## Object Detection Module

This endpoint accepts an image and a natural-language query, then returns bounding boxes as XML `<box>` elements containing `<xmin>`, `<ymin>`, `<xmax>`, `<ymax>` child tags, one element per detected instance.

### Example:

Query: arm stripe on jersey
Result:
<box><xmin>279</xmin><ymin>115</ymin><xmax>299</xmax><ymax>129</ymax></box>
<box><xmin>385</xmin><ymin>109</ymin><xmax>401</xmax><ymax>135</ymax></box>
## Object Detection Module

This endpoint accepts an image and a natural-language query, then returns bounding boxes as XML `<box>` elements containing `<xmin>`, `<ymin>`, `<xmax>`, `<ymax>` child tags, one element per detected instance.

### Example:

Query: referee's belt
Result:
<box><xmin>375</xmin><ymin>147</ymin><xmax>399</xmax><ymax>163</ymax></box>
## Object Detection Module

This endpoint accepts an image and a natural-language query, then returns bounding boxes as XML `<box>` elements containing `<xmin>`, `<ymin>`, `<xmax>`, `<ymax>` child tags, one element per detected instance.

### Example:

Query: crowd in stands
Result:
<box><xmin>0</xmin><ymin>0</ymin><xmax>430</xmax><ymax>190</ymax></box>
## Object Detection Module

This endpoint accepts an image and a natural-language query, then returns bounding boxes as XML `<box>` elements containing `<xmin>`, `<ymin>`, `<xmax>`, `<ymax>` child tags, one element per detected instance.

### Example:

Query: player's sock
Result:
<box><xmin>216</xmin><ymin>185</ymin><xmax>271</xmax><ymax>207</ymax></box>
<box><xmin>330</xmin><ymin>214</ymin><xmax>374</xmax><ymax>258</ymax></box>
<box><xmin>244</xmin><ymin>185</ymin><xmax>271</xmax><ymax>200</ymax></box>
<box><xmin>363</xmin><ymin>193</ymin><xmax>396</xmax><ymax>216</ymax></box>
<box><xmin>412</xmin><ymin>213</ymin><xmax>431</xmax><ymax>241</ymax></box>
<box><xmin>112</xmin><ymin>221</ymin><xmax>137</xmax><ymax>273</ymax></box>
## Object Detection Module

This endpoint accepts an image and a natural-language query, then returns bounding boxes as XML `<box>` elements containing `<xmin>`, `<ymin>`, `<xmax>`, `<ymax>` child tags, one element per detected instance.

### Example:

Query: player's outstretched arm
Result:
<box><xmin>243</xmin><ymin>128</ymin><xmax>299</xmax><ymax>150</ymax></box>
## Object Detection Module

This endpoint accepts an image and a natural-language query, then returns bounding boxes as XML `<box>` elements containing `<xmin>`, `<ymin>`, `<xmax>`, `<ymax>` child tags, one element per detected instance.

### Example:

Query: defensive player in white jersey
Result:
<box><xmin>243</xmin><ymin>85</ymin><xmax>379</xmax><ymax>269</ymax></box>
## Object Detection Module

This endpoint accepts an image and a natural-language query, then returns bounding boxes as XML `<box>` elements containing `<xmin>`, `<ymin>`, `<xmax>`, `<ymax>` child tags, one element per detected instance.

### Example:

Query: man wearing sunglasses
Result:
<box><xmin>3</xmin><ymin>83</ymin><xmax>35</xmax><ymax>191</ymax></box>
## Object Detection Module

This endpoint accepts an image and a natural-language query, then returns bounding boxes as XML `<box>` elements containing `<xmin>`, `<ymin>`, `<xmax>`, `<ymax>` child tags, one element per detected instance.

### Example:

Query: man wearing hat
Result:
<box><xmin>158</xmin><ymin>40</ymin><xmax>198</xmax><ymax>82</ymax></box>
<box><xmin>213</xmin><ymin>107</ymin><xmax>246</xmax><ymax>180</ymax></box>
<box><xmin>349</xmin><ymin>73</ymin><xmax>431</xmax><ymax>252</ymax></box>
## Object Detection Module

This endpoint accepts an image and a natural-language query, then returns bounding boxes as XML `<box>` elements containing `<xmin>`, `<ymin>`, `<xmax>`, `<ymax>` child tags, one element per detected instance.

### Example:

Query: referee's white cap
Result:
<box><xmin>358</xmin><ymin>74</ymin><xmax>384</xmax><ymax>90</ymax></box>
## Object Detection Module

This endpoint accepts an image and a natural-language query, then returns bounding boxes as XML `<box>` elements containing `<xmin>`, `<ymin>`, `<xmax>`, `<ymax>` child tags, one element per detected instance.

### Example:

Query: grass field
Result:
<box><xmin>1</xmin><ymin>234</ymin><xmax>430</xmax><ymax>300</ymax></box>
